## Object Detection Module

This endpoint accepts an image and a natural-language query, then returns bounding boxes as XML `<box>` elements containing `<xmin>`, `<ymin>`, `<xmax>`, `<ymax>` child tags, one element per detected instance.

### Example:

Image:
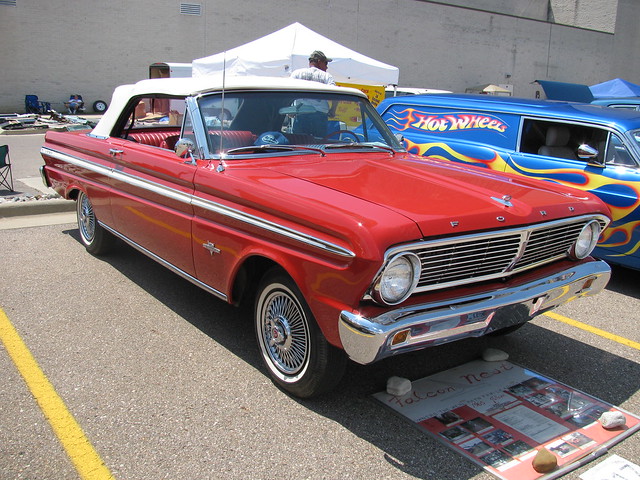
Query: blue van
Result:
<box><xmin>378</xmin><ymin>93</ymin><xmax>640</xmax><ymax>270</ymax></box>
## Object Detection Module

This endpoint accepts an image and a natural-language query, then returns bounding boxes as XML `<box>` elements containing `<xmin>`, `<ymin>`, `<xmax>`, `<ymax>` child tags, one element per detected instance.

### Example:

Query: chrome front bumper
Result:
<box><xmin>338</xmin><ymin>260</ymin><xmax>610</xmax><ymax>365</ymax></box>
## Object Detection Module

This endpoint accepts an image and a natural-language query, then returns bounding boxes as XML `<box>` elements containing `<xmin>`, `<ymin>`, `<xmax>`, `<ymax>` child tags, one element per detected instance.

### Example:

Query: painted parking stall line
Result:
<box><xmin>0</xmin><ymin>308</ymin><xmax>115</xmax><ymax>480</ymax></box>
<box><xmin>544</xmin><ymin>311</ymin><xmax>640</xmax><ymax>351</ymax></box>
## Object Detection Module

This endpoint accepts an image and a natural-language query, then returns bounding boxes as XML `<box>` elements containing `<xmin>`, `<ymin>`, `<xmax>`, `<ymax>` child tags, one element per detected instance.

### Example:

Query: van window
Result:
<box><xmin>605</xmin><ymin>133</ymin><xmax>637</xmax><ymax>166</ymax></box>
<box><xmin>519</xmin><ymin>119</ymin><xmax>608</xmax><ymax>163</ymax></box>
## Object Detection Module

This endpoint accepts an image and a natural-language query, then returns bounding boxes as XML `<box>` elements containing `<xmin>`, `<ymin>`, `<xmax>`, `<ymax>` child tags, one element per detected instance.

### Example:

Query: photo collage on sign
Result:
<box><xmin>421</xmin><ymin>375</ymin><xmax>609</xmax><ymax>471</ymax></box>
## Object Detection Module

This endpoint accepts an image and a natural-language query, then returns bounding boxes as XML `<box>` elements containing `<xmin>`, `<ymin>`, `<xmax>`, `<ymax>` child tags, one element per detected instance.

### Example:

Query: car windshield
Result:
<box><xmin>197</xmin><ymin>90</ymin><xmax>403</xmax><ymax>155</ymax></box>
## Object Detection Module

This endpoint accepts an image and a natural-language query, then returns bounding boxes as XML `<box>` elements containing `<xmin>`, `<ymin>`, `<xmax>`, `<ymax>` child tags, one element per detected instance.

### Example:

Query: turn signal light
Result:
<box><xmin>391</xmin><ymin>329</ymin><xmax>411</xmax><ymax>346</ymax></box>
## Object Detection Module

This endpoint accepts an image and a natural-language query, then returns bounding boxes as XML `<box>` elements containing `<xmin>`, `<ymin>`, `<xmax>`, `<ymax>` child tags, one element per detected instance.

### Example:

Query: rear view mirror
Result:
<box><xmin>279</xmin><ymin>104</ymin><xmax>317</xmax><ymax>115</ymax></box>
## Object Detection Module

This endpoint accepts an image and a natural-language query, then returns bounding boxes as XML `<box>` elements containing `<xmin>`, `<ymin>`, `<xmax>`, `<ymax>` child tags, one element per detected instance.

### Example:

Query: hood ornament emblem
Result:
<box><xmin>491</xmin><ymin>195</ymin><xmax>513</xmax><ymax>207</ymax></box>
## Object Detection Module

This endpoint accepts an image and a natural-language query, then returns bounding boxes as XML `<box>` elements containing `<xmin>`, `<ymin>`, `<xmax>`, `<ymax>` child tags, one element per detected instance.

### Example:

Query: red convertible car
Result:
<box><xmin>41</xmin><ymin>76</ymin><xmax>611</xmax><ymax>397</ymax></box>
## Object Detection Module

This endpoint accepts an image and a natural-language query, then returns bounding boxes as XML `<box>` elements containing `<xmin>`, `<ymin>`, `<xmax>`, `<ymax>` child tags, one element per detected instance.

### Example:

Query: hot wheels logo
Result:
<box><xmin>411</xmin><ymin>113</ymin><xmax>508</xmax><ymax>133</ymax></box>
<box><xmin>386</xmin><ymin>108</ymin><xmax>508</xmax><ymax>134</ymax></box>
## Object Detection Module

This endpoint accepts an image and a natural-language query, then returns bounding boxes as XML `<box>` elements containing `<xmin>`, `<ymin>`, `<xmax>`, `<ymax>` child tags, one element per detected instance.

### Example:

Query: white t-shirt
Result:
<box><xmin>290</xmin><ymin>66</ymin><xmax>336</xmax><ymax>85</ymax></box>
<box><xmin>290</xmin><ymin>66</ymin><xmax>336</xmax><ymax>114</ymax></box>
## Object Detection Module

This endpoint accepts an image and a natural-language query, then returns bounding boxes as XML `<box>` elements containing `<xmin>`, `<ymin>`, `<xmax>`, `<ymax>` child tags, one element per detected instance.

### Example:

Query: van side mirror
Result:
<box><xmin>577</xmin><ymin>144</ymin><xmax>604</xmax><ymax>167</ymax></box>
<box><xmin>577</xmin><ymin>144</ymin><xmax>598</xmax><ymax>159</ymax></box>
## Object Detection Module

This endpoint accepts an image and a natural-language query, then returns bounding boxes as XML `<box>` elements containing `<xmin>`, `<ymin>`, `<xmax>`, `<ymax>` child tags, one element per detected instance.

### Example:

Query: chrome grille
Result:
<box><xmin>385</xmin><ymin>215</ymin><xmax>608</xmax><ymax>294</ymax></box>
<box><xmin>417</xmin><ymin>233</ymin><xmax>522</xmax><ymax>286</ymax></box>
<box><xmin>515</xmin><ymin>221</ymin><xmax>584</xmax><ymax>269</ymax></box>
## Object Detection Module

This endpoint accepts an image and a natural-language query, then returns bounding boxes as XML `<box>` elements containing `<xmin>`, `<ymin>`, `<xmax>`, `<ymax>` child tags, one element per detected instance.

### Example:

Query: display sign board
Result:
<box><xmin>331</xmin><ymin>82</ymin><xmax>385</xmax><ymax>128</ymax></box>
<box><xmin>373</xmin><ymin>360</ymin><xmax>639</xmax><ymax>480</ymax></box>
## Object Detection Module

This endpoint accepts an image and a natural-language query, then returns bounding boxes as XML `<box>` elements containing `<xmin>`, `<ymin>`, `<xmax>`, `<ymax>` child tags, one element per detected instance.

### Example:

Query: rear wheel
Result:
<box><xmin>255</xmin><ymin>268</ymin><xmax>346</xmax><ymax>398</ymax></box>
<box><xmin>77</xmin><ymin>191</ymin><xmax>115</xmax><ymax>255</ymax></box>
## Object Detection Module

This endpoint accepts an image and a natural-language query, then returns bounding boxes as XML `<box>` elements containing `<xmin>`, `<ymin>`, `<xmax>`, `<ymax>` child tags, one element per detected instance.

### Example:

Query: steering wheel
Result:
<box><xmin>322</xmin><ymin>130</ymin><xmax>359</xmax><ymax>142</ymax></box>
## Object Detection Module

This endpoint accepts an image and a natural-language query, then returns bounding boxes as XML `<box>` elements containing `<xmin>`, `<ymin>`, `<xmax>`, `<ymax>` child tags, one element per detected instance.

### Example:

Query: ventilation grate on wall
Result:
<box><xmin>180</xmin><ymin>3</ymin><xmax>201</xmax><ymax>15</ymax></box>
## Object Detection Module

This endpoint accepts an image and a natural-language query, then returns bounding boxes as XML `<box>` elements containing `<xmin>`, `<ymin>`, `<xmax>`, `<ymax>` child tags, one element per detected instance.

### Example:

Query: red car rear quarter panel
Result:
<box><xmin>42</xmin><ymin>130</ymin><xmax>116</xmax><ymax>226</ymax></box>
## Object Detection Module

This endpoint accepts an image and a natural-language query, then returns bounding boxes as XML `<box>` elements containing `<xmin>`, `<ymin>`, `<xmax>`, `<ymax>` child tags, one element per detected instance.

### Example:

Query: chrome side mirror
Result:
<box><xmin>395</xmin><ymin>133</ymin><xmax>404</xmax><ymax>143</ymax></box>
<box><xmin>175</xmin><ymin>138</ymin><xmax>196</xmax><ymax>164</ymax></box>
<box><xmin>577</xmin><ymin>144</ymin><xmax>604</xmax><ymax>167</ymax></box>
<box><xmin>577</xmin><ymin>144</ymin><xmax>598</xmax><ymax>160</ymax></box>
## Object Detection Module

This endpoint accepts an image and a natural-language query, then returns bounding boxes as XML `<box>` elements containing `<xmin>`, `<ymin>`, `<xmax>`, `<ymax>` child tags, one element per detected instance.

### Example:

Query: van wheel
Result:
<box><xmin>255</xmin><ymin>268</ymin><xmax>346</xmax><ymax>398</ymax></box>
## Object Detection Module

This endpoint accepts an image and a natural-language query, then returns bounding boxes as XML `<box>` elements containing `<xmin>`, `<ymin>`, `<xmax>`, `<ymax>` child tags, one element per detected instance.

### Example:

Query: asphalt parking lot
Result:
<box><xmin>1</xmin><ymin>129</ymin><xmax>639</xmax><ymax>479</ymax></box>
<box><xmin>0</xmin><ymin>215</ymin><xmax>638</xmax><ymax>480</ymax></box>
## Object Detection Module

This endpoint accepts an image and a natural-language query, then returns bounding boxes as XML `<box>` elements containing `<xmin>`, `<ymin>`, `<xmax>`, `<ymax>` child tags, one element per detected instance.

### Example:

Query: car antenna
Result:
<box><xmin>216</xmin><ymin>52</ymin><xmax>227</xmax><ymax>173</ymax></box>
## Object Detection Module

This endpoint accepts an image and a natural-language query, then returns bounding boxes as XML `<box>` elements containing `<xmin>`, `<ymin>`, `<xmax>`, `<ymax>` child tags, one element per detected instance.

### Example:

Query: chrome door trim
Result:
<box><xmin>41</xmin><ymin>147</ymin><xmax>355</xmax><ymax>258</ymax></box>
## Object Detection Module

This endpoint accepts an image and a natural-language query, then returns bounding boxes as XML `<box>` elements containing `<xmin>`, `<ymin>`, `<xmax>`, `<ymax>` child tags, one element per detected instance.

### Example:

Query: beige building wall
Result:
<box><xmin>0</xmin><ymin>0</ymin><xmax>632</xmax><ymax>113</ymax></box>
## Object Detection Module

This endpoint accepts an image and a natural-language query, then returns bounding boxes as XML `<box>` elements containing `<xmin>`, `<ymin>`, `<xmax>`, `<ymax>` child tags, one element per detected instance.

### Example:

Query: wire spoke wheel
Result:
<box><xmin>261</xmin><ymin>289</ymin><xmax>309</xmax><ymax>375</ymax></box>
<box><xmin>78</xmin><ymin>192</ymin><xmax>96</xmax><ymax>244</ymax></box>
<box><xmin>76</xmin><ymin>191</ymin><xmax>115</xmax><ymax>255</ymax></box>
<box><xmin>254</xmin><ymin>269</ymin><xmax>347</xmax><ymax>398</ymax></box>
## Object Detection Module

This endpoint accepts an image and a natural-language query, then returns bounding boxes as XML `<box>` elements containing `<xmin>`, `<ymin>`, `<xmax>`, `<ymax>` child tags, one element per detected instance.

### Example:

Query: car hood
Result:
<box><xmin>265</xmin><ymin>152</ymin><xmax>605</xmax><ymax>237</ymax></box>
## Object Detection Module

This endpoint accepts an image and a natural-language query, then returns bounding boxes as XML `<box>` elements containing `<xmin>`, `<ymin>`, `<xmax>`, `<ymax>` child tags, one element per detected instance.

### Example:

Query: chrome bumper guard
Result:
<box><xmin>339</xmin><ymin>260</ymin><xmax>610</xmax><ymax>365</ymax></box>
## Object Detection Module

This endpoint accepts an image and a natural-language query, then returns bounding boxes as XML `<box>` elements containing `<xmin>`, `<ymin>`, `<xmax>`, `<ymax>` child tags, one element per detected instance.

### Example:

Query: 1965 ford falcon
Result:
<box><xmin>41</xmin><ymin>76</ymin><xmax>611</xmax><ymax>397</ymax></box>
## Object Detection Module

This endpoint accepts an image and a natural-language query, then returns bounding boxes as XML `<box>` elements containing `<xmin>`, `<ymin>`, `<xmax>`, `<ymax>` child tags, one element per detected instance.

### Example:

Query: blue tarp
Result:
<box><xmin>535</xmin><ymin>80</ymin><xmax>594</xmax><ymax>102</ymax></box>
<box><xmin>590</xmin><ymin>78</ymin><xmax>640</xmax><ymax>99</ymax></box>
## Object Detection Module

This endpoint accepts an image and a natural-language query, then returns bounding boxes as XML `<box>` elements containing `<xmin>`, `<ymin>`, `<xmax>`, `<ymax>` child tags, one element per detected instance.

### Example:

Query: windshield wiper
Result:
<box><xmin>323</xmin><ymin>143</ymin><xmax>397</xmax><ymax>155</ymax></box>
<box><xmin>225</xmin><ymin>145</ymin><xmax>325</xmax><ymax>156</ymax></box>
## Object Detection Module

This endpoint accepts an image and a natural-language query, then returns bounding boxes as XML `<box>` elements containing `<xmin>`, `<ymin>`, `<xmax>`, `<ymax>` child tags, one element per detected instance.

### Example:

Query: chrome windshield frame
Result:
<box><xmin>192</xmin><ymin>89</ymin><xmax>404</xmax><ymax>160</ymax></box>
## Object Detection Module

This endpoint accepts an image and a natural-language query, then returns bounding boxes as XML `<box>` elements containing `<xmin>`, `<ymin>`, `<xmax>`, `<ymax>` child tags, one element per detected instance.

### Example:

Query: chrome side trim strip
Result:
<box><xmin>100</xmin><ymin>222</ymin><xmax>228</xmax><ymax>301</ymax></box>
<box><xmin>41</xmin><ymin>147</ymin><xmax>355</xmax><ymax>258</ymax></box>
<box><xmin>190</xmin><ymin>196</ymin><xmax>355</xmax><ymax>258</ymax></box>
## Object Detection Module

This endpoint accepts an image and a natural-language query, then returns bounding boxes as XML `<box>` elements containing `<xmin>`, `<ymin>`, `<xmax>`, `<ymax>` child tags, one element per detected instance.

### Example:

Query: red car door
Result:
<box><xmin>108</xmin><ymin>138</ymin><xmax>197</xmax><ymax>276</ymax></box>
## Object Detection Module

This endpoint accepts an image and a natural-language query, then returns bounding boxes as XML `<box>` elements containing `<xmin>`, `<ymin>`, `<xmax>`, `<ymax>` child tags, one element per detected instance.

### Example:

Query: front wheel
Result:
<box><xmin>255</xmin><ymin>268</ymin><xmax>346</xmax><ymax>398</ymax></box>
<box><xmin>77</xmin><ymin>191</ymin><xmax>115</xmax><ymax>255</ymax></box>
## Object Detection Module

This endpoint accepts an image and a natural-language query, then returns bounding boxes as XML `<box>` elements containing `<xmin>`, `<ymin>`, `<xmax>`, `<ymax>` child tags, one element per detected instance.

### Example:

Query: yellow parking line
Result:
<box><xmin>544</xmin><ymin>311</ymin><xmax>640</xmax><ymax>351</ymax></box>
<box><xmin>0</xmin><ymin>308</ymin><xmax>115</xmax><ymax>480</ymax></box>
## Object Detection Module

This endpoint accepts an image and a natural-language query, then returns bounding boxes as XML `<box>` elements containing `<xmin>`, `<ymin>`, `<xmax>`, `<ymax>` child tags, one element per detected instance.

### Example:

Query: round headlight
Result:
<box><xmin>375</xmin><ymin>253</ymin><xmax>421</xmax><ymax>305</ymax></box>
<box><xmin>569</xmin><ymin>220</ymin><xmax>601</xmax><ymax>259</ymax></box>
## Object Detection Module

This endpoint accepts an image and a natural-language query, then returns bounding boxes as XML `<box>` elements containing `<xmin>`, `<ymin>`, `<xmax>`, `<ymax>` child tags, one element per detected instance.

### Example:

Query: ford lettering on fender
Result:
<box><xmin>379</xmin><ymin>93</ymin><xmax>640</xmax><ymax>270</ymax></box>
<box><xmin>41</xmin><ymin>77</ymin><xmax>611</xmax><ymax>398</ymax></box>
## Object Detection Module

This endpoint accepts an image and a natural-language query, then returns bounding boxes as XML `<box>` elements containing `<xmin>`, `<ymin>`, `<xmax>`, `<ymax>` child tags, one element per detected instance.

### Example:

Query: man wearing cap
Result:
<box><xmin>289</xmin><ymin>51</ymin><xmax>337</xmax><ymax>137</ymax></box>
<box><xmin>290</xmin><ymin>50</ymin><xmax>336</xmax><ymax>85</ymax></box>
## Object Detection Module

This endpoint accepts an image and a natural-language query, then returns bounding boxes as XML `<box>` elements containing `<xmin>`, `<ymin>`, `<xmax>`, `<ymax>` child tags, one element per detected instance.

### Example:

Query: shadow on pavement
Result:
<box><xmin>62</xmin><ymin>228</ymin><xmax>639</xmax><ymax>479</ymax></box>
<box><xmin>605</xmin><ymin>264</ymin><xmax>640</xmax><ymax>299</ymax></box>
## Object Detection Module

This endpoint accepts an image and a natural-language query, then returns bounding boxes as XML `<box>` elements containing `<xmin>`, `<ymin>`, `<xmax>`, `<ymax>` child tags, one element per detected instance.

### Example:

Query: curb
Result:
<box><xmin>0</xmin><ymin>198</ymin><xmax>76</xmax><ymax>218</ymax></box>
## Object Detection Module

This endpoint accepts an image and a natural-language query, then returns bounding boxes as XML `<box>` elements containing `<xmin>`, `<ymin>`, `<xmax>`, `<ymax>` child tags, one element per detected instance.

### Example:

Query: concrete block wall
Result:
<box><xmin>0</xmin><ymin>0</ymin><xmax>629</xmax><ymax>113</ymax></box>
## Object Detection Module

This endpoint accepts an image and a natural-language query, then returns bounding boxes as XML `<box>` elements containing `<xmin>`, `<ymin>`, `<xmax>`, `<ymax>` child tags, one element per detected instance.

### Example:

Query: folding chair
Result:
<box><xmin>0</xmin><ymin>145</ymin><xmax>14</xmax><ymax>192</ymax></box>
<box><xmin>65</xmin><ymin>94</ymin><xmax>85</xmax><ymax>114</ymax></box>
<box><xmin>25</xmin><ymin>95</ymin><xmax>41</xmax><ymax>114</ymax></box>
<box><xmin>24</xmin><ymin>95</ymin><xmax>51</xmax><ymax>114</ymax></box>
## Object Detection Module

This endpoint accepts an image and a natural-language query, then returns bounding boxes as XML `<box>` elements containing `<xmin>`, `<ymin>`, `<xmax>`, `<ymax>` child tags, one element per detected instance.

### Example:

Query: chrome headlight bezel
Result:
<box><xmin>569</xmin><ymin>220</ymin><xmax>601</xmax><ymax>260</ymax></box>
<box><xmin>371</xmin><ymin>253</ymin><xmax>421</xmax><ymax>305</ymax></box>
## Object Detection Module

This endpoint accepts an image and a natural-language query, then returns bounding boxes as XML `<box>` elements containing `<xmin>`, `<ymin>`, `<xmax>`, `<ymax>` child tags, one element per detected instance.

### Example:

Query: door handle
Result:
<box><xmin>109</xmin><ymin>149</ymin><xmax>123</xmax><ymax>157</ymax></box>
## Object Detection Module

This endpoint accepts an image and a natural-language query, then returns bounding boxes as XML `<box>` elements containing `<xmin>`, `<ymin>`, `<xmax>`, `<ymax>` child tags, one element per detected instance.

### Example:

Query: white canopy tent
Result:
<box><xmin>192</xmin><ymin>22</ymin><xmax>399</xmax><ymax>86</ymax></box>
